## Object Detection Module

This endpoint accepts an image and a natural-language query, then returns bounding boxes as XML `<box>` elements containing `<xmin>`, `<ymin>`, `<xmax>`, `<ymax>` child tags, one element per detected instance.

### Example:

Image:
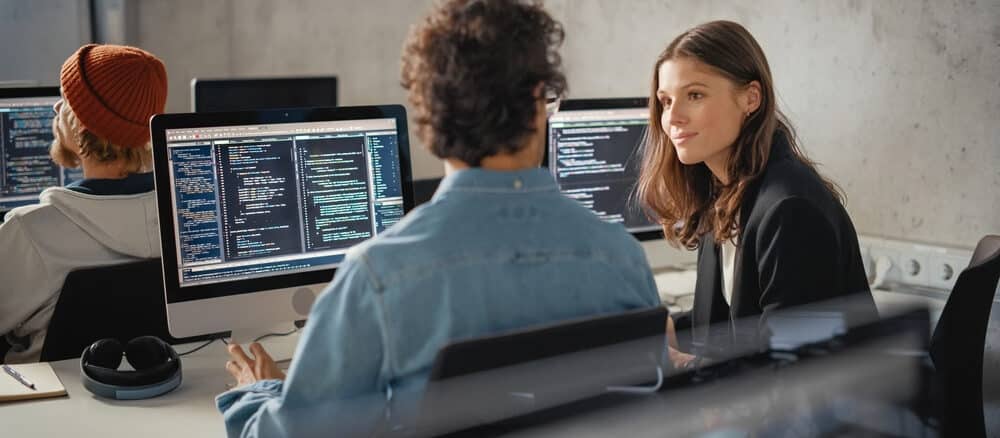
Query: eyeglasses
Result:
<box><xmin>544</xmin><ymin>94</ymin><xmax>561</xmax><ymax>117</ymax></box>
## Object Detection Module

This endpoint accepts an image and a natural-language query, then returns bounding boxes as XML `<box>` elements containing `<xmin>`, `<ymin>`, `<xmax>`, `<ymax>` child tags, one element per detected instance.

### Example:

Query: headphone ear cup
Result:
<box><xmin>81</xmin><ymin>336</ymin><xmax>182</xmax><ymax>399</ymax></box>
<box><xmin>125</xmin><ymin>336</ymin><xmax>170</xmax><ymax>371</ymax></box>
<box><xmin>87</xmin><ymin>338</ymin><xmax>124</xmax><ymax>370</ymax></box>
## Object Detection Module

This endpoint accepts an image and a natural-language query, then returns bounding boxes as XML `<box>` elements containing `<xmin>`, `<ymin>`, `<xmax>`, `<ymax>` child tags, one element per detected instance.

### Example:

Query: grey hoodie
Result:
<box><xmin>0</xmin><ymin>186</ymin><xmax>159</xmax><ymax>363</ymax></box>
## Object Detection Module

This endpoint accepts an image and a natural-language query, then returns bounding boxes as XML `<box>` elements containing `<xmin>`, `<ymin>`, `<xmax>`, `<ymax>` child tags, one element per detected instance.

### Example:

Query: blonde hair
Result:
<box><xmin>50</xmin><ymin>103</ymin><xmax>152</xmax><ymax>174</ymax></box>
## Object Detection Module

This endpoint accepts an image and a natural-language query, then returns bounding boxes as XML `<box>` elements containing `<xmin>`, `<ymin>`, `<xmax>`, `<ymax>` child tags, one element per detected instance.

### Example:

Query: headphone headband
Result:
<box><xmin>80</xmin><ymin>336</ymin><xmax>182</xmax><ymax>400</ymax></box>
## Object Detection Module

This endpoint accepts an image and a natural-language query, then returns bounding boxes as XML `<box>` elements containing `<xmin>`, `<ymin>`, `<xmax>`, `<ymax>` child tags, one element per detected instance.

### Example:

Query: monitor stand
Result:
<box><xmin>230</xmin><ymin>322</ymin><xmax>301</xmax><ymax>365</ymax></box>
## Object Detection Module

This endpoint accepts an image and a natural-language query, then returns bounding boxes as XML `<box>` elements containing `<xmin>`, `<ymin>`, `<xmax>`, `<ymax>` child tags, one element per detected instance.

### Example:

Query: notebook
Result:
<box><xmin>0</xmin><ymin>363</ymin><xmax>67</xmax><ymax>402</ymax></box>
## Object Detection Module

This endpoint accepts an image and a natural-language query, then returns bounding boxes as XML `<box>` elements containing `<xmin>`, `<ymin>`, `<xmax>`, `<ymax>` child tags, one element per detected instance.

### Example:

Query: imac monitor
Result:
<box><xmin>546</xmin><ymin>98</ymin><xmax>661</xmax><ymax>240</ymax></box>
<box><xmin>0</xmin><ymin>87</ymin><xmax>83</xmax><ymax>219</ymax></box>
<box><xmin>151</xmin><ymin>105</ymin><xmax>413</xmax><ymax>340</ymax></box>
<box><xmin>191</xmin><ymin>76</ymin><xmax>338</xmax><ymax>113</ymax></box>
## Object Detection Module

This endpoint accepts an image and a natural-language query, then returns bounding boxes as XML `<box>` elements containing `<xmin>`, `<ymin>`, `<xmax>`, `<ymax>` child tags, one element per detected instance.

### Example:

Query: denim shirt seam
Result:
<box><xmin>358</xmin><ymin>251</ymin><xmax>394</xmax><ymax>392</ymax></box>
<box><xmin>441</xmin><ymin>186</ymin><xmax>559</xmax><ymax>195</ymax></box>
<box><xmin>376</xmin><ymin>250</ymin><xmax>645</xmax><ymax>289</ymax></box>
<box><xmin>373</xmin><ymin>290</ymin><xmax>394</xmax><ymax>395</ymax></box>
<box><xmin>355</xmin><ymin>251</ymin><xmax>385</xmax><ymax>292</ymax></box>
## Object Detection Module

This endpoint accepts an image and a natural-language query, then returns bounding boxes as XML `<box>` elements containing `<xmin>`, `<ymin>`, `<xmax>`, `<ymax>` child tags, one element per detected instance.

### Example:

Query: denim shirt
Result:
<box><xmin>216</xmin><ymin>168</ymin><xmax>662</xmax><ymax>437</ymax></box>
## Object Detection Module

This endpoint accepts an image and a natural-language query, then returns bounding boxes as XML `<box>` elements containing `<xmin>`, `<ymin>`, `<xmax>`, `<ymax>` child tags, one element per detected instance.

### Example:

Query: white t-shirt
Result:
<box><xmin>720</xmin><ymin>238</ymin><xmax>737</xmax><ymax>306</ymax></box>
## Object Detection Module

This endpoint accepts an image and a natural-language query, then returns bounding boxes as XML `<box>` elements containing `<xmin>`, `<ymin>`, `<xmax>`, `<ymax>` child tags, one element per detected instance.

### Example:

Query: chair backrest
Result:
<box><xmin>930</xmin><ymin>235</ymin><xmax>1000</xmax><ymax>436</ymax></box>
<box><xmin>412</xmin><ymin>177</ymin><xmax>442</xmax><ymax>207</ymax></box>
<box><xmin>420</xmin><ymin>306</ymin><xmax>668</xmax><ymax>435</ymax></box>
<box><xmin>39</xmin><ymin>259</ymin><xmax>210</xmax><ymax>362</ymax></box>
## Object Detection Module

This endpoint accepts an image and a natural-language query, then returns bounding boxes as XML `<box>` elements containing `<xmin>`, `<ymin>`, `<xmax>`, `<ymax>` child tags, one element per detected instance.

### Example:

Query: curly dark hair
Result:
<box><xmin>400</xmin><ymin>0</ymin><xmax>567</xmax><ymax>166</ymax></box>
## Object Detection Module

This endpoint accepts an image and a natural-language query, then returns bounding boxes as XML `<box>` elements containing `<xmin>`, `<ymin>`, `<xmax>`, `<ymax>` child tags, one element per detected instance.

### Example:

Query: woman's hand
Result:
<box><xmin>666</xmin><ymin>314</ymin><xmax>697</xmax><ymax>368</ymax></box>
<box><xmin>225</xmin><ymin>342</ymin><xmax>286</xmax><ymax>387</ymax></box>
<box><xmin>667</xmin><ymin>315</ymin><xmax>680</xmax><ymax>349</ymax></box>
<box><xmin>668</xmin><ymin>346</ymin><xmax>697</xmax><ymax>369</ymax></box>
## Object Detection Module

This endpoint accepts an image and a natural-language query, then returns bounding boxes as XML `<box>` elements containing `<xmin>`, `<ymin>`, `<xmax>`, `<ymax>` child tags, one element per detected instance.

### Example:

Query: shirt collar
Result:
<box><xmin>65</xmin><ymin>172</ymin><xmax>154</xmax><ymax>195</ymax></box>
<box><xmin>433</xmin><ymin>167</ymin><xmax>559</xmax><ymax>199</ymax></box>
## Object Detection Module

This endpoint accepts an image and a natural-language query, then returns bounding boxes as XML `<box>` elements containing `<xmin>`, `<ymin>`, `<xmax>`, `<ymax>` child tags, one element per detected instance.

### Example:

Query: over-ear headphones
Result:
<box><xmin>80</xmin><ymin>335</ymin><xmax>182</xmax><ymax>400</ymax></box>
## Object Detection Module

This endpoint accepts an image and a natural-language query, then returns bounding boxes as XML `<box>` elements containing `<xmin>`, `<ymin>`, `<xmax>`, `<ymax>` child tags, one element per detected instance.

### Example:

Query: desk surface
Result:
<box><xmin>0</xmin><ymin>332</ymin><xmax>701</xmax><ymax>438</ymax></box>
<box><xmin>0</xmin><ymin>334</ymin><xmax>299</xmax><ymax>438</ymax></box>
<box><xmin>1</xmin><ymin>332</ymin><xmax>648</xmax><ymax>438</ymax></box>
<box><xmin>0</xmin><ymin>318</ymin><xmax>932</xmax><ymax>437</ymax></box>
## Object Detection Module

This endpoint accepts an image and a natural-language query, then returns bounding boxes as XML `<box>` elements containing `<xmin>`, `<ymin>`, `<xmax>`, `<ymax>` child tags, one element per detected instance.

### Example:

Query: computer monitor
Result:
<box><xmin>0</xmin><ymin>87</ymin><xmax>84</xmax><ymax>218</ymax></box>
<box><xmin>191</xmin><ymin>76</ymin><xmax>338</xmax><ymax>112</ymax></box>
<box><xmin>546</xmin><ymin>97</ymin><xmax>661</xmax><ymax>240</ymax></box>
<box><xmin>150</xmin><ymin>105</ymin><xmax>413</xmax><ymax>342</ymax></box>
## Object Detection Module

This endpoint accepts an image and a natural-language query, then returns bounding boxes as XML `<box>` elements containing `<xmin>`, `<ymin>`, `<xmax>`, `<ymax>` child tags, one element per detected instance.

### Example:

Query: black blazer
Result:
<box><xmin>691</xmin><ymin>132</ymin><xmax>878</xmax><ymax>357</ymax></box>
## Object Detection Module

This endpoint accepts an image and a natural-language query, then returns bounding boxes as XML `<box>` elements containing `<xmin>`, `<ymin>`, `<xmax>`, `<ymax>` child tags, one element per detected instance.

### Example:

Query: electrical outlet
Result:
<box><xmin>862</xmin><ymin>236</ymin><xmax>902</xmax><ymax>287</ymax></box>
<box><xmin>900</xmin><ymin>251</ymin><xmax>930</xmax><ymax>286</ymax></box>
<box><xmin>859</xmin><ymin>235</ymin><xmax>972</xmax><ymax>292</ymax></box>
<box><xmin>928</xmin><ymin>253</ymin><xmax>969</xmax><ymax>291</ymax></box>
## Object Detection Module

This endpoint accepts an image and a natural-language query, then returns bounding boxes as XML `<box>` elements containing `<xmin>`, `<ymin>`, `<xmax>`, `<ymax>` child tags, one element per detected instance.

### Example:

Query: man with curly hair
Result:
<box><xmin>216</xmin><ymin>1</ymin><xmax>662</xmax><ymax>436</ymax></box>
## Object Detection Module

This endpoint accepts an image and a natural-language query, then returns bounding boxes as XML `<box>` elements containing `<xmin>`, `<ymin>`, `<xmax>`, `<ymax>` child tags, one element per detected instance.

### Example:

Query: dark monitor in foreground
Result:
<box><xmin>546</xmin><ymin>97</ymin><xmax>660</xmax><ymax>240</ymax></box>
<box><xmin>191</xmin><ymin>76</ymin><xmax>338</xmax><ymax>113</ymax></box>
<box><xmin>0</xmin><ymin>87</ymin><xmax>83</xmax><ymax>218</ymax></box>
<box><xmin>151</xmin><ymin>105</ymin><xmax>413</xmax><ymax>342</ymax></box>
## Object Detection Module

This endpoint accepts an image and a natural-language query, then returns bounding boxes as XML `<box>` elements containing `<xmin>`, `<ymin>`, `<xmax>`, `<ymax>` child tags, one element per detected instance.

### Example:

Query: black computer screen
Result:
<box><xmin>547</xmin><ymin>101</ymin><xmax>658</xmax><ymax>235</ymax></box>
<box><xmin>0</xmin><ymin>90</ymin><xmax>83</xmax><ymax>215</ymax></box>
<box><xmin>192</xmin><ymin>77</ymin><xmax>338</xmax><ymax>113</ymax></box>
<box><xmin>161</xmin><ymin>116</ymin><xmax>404</xmax><ymax>288</ymax></box>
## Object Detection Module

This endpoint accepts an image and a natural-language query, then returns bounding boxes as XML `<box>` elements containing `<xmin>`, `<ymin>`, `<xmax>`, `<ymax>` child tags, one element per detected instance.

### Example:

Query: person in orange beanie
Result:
<box><xmin>0</xmin><ymin>44</ymin><xmax>168</xmax><ymax>363</ymax></box>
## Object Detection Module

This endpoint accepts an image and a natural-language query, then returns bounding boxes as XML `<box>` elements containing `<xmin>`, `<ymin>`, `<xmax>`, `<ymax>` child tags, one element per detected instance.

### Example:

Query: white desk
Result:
<box><xmin>1</xmin><ymin>334</ymin><xmax>300</xmax><ymax>438</ymax></box>
<box><xmin>0</xmin><ymin>327</ymin><xmax>933</xmax><ymax>437</ymax></box>
<box><xmin>1</xmin><ymin>332</ymin><xmax>667</xmax><ymax>438</ymax></box>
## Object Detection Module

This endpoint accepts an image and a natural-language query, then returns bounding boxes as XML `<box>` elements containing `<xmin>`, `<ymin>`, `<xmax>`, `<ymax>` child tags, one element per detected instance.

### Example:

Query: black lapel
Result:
<box><xmin>730</xmin><ymin>131</ymin><xmax>785</xmax><ymax>315</ymax></box>
<box><xmin>692</xmin><ymin>233</ymin><xmax>731</xmax><ymax>355</ymax></box>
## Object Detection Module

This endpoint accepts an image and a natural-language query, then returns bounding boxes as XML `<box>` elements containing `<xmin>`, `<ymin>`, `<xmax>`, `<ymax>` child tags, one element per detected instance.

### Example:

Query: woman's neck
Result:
<box><xmin>703</xmin><ymin>149</ymin><xmax>732</xmax><ymax>186</ymax></box>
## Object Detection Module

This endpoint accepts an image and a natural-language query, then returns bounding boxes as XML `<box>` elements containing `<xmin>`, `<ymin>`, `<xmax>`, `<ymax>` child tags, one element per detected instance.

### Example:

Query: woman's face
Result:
<box><xmin>656</xmin><ymin>57</ymin><xmax>757</xmax><ymax>169</ymax></box>
<box><xmin>49</xmin><ymin>98</ymin><xmax>81</xmax><ymax>167</ymax></box>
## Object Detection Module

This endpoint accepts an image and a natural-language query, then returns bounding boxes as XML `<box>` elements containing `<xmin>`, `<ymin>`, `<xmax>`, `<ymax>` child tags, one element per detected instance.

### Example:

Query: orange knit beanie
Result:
<box><xmin>60</xmin><ymin>44</ymin><xmax>168</xmax><ymax>148</ymax></box>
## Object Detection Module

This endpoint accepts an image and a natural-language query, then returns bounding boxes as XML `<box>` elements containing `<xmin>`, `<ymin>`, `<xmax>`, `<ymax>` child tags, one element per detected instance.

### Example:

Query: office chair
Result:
<box><xmin>419</xmin><ymin>306</ymin><xmax>668</xmax><ymax>436</ymax></box>
<box><xmin>0</xmin><ymin>334</ymin><xmax>9</xmax><ymax>362</ymax></box>
<box><xmin>930</xmin><ymin>235</ymin><xmax>1000</xmax><ymax>436</ymax></box>
<box><xmin>39</xmin><ymin>259</ymin><xmax>210</xmax><ymax>362</ymax></box>
<box><xmin>412</xmin><ymin>177</ymin><xmax>442</xmax><ymax>207</ymax></box>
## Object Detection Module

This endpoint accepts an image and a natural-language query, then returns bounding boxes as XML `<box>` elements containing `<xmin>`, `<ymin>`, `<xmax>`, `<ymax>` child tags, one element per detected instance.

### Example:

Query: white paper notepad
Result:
<box><xmin>0</xmin><ymin>363</ymin><xmax>67</xmax><ymax>403</ymax></box>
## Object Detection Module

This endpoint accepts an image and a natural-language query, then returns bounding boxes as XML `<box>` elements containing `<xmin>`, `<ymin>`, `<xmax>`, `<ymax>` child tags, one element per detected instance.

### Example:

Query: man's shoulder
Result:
<box><xmin>3</xmin><ymin>200</ymin><xmax>66</xmax><ymax>230</ymax></box>
<box><xmin>345</xmin><ymin>191</ymin><xmax>649</xmax><ymax>275</ymax></box>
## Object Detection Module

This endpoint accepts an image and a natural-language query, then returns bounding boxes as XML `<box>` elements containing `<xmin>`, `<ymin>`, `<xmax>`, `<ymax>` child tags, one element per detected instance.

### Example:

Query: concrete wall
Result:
<box><xmin>546</xmin><ymin>0</ymin><xmax>1000</xmax><ymax>250</ymax></box>
<box><xmin>4</xmin><ymin>0</ymin><xmax>997</xmax><ymax>249</ymax></box>
<box><xmin>128</xmin><ymin>0</ymin><xmax>441</xmax><ymax>182</ymax></box>
<box><xmin>0</xmin><ymin>0</ymin><xmax>90</xmax><ymax>86</ymax></box>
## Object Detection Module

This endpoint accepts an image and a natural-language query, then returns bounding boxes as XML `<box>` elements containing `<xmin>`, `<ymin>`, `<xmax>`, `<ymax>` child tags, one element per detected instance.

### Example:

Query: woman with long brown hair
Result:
<box><xmin>637</xmin><ymin>21</ymin><xmax>877</xmax><ymax>362</ymax></box>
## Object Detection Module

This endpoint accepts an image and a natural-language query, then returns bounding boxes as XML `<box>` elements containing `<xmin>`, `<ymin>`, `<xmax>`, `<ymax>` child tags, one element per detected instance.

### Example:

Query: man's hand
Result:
<box><xmin>225</xmin><ymin>342</ymin><xmax>286</xmax><ymax>387</ymax></box>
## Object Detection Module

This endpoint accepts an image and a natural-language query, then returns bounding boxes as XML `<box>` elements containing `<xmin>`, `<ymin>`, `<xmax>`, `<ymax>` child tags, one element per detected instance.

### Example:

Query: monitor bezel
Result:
<box><xmin>0</xmin><ymin>87</ymin><xmax>62</xmax><ymax>217</ymax></box>
<box><xmin>190</xmin><ymin>76</ymin><xmax>338</xmax><ymax>113</ymax></box>
<box><xmin>151</xmin><ymin>105</ymin><xmax>414</xmax><ymax>304</ymax></box>
<box><xmin>0</xmin><ymin>86</ymin><xmax>60</xmax><ymax>100</ymax></box>
<box><xmin>545</xmin><ymin>97</ymin><xmax>663</xmax><ymax>242</ymax></box>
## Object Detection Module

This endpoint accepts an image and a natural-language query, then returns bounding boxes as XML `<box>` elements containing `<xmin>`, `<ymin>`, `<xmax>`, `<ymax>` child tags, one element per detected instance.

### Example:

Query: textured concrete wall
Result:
<box><xmin>118</xmin><ymin>0</ymin><xmax>1000</xmax><ymax>248</ymax></box>
<box><xmin>0</xmin><ymin>0</ymin><xmax>90</xmax><ymax>85</ymax></box>
<box><xmin>129</xmin><ymin>0</ymin><xmax>441</xmax><ymax>181</ymax></box>
<box><xmin>545</xmin><ymin>0</ymin><xmax>1000</xmax><ymax>249</ymax></box>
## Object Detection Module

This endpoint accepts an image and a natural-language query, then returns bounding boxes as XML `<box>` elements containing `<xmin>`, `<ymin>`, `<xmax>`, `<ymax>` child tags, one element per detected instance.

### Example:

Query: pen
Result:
<box><xmin>2</xmin><ymin>364</ymin><xmax>36</xmax><ymax>390</ymax></box>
